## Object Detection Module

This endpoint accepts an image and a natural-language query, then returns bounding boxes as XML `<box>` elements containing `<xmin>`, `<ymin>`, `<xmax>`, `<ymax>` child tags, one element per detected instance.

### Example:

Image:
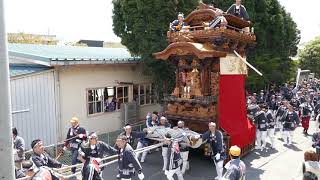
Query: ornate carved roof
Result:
<box><xmin>224</xmin><ymin>14</ymin><xmax>251</xmax><ymax>29</ymax></box>
<box><xmin>184</xmin><ymin>2</ymin><xmax>251</xmax><ymax>29</ymax></box>
<box><xmin>184</xmin><ymin>9</ymin><xmax>216</xmax><ymax>26</ymax></box>
<box><xmin>153</xmin><ymin>42</ymin><xmax>227</xmax><ymax>60</ymax></box>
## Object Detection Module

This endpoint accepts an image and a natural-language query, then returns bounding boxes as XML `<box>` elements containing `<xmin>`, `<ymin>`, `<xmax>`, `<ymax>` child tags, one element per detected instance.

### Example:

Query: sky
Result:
<box><xmin>4</xmin><ymin>0</ymin><xmax>320</xmax><ymax>44</ymax></box>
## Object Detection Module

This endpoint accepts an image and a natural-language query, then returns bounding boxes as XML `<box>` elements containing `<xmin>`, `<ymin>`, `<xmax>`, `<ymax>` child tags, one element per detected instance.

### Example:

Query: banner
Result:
<box><xmin>220</xmin><ymin>54</ymin><xmax>248</xmax><ymax>75</ymax></box>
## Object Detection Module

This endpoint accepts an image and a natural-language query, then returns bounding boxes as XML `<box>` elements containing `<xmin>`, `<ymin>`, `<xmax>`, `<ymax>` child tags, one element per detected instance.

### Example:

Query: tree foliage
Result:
<box><xmin>299</xmin><ymin>36</ymin><xmax>320</xmax><ymax>77</ymax></box>
<box><xmin>113</xmin><ymin>0</ymin><xmax>300</xmax><ymax>94</ymax></box>
<box><xmin>112</xmin><ymin>0</ymin><xmax>199</xmax><ymax>95</ymax></box>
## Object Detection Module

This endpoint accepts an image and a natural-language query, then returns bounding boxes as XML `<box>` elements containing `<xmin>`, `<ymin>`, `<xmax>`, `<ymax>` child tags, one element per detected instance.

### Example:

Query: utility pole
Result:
<box><xmin>0</xmin><ymin>0</ymin><xmax>15</xmax><ymax>179</ymax></box>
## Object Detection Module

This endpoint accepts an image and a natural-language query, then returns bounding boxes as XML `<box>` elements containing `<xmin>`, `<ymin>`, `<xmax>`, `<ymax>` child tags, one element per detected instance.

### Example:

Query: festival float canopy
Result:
<box><xmin>153</xmin><ymin>2</ymin><xmax>257</xmax><ymax>153</ymax></box>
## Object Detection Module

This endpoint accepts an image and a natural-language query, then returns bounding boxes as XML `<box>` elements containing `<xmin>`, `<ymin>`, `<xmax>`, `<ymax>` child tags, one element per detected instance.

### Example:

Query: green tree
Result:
<box><xmin>203</xmin><ymin>0</ymin><xmax>300</xmax><ymax>92</ymax></box>
<box><xmin>112</xmin><ymin>0</ymin><xmax>199</xmax><ymax>95</ymax></box>
<box><xmin>113</xmin><ymin>0</ymin><xmax>300</xmax><ymax>94</ymax></box>
<box><xmin>299</xmin><ymin>36</ymin><xmax>320</xmax><ymax>77</ymax></box>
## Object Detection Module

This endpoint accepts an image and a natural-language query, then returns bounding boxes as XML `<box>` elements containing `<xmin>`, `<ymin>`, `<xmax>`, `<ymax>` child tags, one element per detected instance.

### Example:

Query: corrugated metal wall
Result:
<box><xmin>10</xmin><ymin>70</ymin><xmax>57</xmax><ymax>149</ymax></box>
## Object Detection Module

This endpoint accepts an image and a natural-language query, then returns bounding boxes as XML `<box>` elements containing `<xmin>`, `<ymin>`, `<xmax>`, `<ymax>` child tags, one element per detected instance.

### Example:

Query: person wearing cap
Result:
<box><xmin>115</xmin><ymin>135</ymin><xmax>144</xmax><ymax>180</ymax></box>
<box><xmin>12</xmin><ymin>127</ymin><xmax>25</xmax><ymax>170</ymax></box>
<box><xmin>163</xmin><ymin>133</ymin><xmax>184</xmax><ymax>180</ymax></box>
<box><xmin>79</xmin><ymin>141</ymin><xmax>103</xmax><ymax>180</ymax></box>
<box><xmin>222</xmin><ymin>145</ymin><xmax>246</xmax><ymax>180</ymax></box>
<box><xmin>174</xmin><ymin>121</ymin><xmax>190</xmax><ymax>175</ymax></box>
<box><xmin>63</xmin><ymin>116</ymin><xmax>87</xmax><ymax>173</ymax></box>
<box><xmin>195</xmin><ymin>122</ymin><xmax>226</xmax><ymax>180</ymax></box>
<box><xmin>17</xmin><ymin>160</ymin><xmax>53</xmax><ymax>180</ymax></box>
<box><xmin>170</xmin><ymin>13</ymin><xmax>189</xmax><ymax>32</ymax></box>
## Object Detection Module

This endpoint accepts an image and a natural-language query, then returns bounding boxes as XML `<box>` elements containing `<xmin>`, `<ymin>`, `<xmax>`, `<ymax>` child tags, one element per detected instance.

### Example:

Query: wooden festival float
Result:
<box><xmin>153</xmin><ymin>3</ymin><xmax>257</xmax><ymax>156</ymax></box>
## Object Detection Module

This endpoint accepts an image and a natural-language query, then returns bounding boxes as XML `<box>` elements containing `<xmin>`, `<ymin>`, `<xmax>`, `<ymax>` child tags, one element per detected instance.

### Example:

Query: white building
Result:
<box><xmin>9</xmin><ymin>43</ymin><xmax>161</xmax><ymax>148</ymax></box>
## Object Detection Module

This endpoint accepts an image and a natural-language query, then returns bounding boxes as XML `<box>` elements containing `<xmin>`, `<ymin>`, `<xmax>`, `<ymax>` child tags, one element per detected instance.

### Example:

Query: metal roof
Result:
<box><xmin>8</xmin><ymin>43</ymin><xmax>139</xmax><ymax>65</ymax></box>
<box><xmin>10</xmin><ymin>64</ymin><xmax>51</xmax><ymax>77</ymax></box>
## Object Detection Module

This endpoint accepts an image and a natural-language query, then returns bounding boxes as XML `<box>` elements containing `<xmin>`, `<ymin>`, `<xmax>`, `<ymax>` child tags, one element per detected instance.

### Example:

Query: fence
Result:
<box><xmin>24</xmin><ymin>122</ymin><xmax>147</xmax><ymax>166</ymax></box>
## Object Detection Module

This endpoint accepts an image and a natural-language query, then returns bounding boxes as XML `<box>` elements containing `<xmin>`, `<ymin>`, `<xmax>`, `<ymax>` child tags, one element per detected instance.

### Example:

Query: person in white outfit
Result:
<box><xmin>159</xmin><ymin>116</ymin><xmax>171</xmax><ymax>171</ymax></box>
<box><xmin>174</xmin><ymin>121</ymin><xmax>190</xmax><ymax>174</ymax></box>
<box><xmin>195</xmin><ymin>122</ymin><xmax>226</xmax><ymax>180</ymax></box>
<box><xmin>282</xmin><ymin>104</ymin><xmax>299</xmax><ymax>145</ymax></box>
<box><xmin>164</xmin><ymin>133</ymin><xmax>184</xmax><ymax>180</ymax></box>
<box><xmin>266</xmin><ymin>108</ymin><xmax>276</xmax><ymax>148</ymax></box>
<box><xmin>275</xmin><ymin>102</ymin><xmax>287</xmax><ymax>139</ymax></box>
<box><xmin>254</xmin><ymin>105</ymin><xmax>268</xmax><ymax>151</ymax></box>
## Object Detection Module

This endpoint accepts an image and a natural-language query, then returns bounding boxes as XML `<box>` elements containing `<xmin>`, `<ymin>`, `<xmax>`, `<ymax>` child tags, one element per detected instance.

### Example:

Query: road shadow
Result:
<box><xmin>283</xmin><ymin>144</ymin><xmax>303</xmax><ymax>151</ymax></box>
<box><xmin>254</xmin><ymin>148</ymin><xmax>279</xmax><ymax>158</ymax></box>
<box><xmin>241</xmin><ymin>152</ymin><xmax>265</xmax><ymax>179</ymax></box>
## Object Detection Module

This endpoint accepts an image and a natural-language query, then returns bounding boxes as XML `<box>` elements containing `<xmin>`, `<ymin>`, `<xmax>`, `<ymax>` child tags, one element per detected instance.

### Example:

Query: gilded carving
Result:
<box><xmin>172</xmin><ymin>34</ymin><xmax>194</xmax><ymax>43</ymax></box>
<box><xmin>167</xmin><ymin>103</ymin><xmax>178</xmax><ymax>114</ymax></box>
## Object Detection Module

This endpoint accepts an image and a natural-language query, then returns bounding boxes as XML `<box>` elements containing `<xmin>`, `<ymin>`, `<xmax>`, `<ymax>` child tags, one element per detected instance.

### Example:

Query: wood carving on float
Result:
<box><xmin>153</xmin><ymin>2</ymin><xmax>256</xmax><ymax>154</ymax></box>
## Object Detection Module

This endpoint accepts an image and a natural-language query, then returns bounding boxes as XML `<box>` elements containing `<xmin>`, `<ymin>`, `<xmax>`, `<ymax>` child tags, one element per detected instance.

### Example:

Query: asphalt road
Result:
<box><xmin>101</xmin><ymin>122</ymin><xmax>317</xmax><ymax>180</ymax></box>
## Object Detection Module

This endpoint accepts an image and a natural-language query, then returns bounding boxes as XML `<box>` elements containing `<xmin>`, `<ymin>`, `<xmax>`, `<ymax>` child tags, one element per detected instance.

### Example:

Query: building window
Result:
<box><xmin>87</xmin><ymin>86</ymin><xmax>129</xmax><ymax>115</ymax></box>
<box><xmin>117</xmin><ymin>86</ymin><xmax>129</xmax><ymax>110</ymax></box>
<box><xmin>151</xmin><ymin>84</ymin><xmax>157</xmax><ymax>104</ymax></box>
<box><xmin>87</xmin><ymin>88</ymin><xmax>104</xmax><ymax>115</ymax></box>
<box><xmin>133</xmin><ymin>84</ymin><xmax>156</xmax><ymax>105</ymax></box>
<box><xmin>140</xmin><ymin>85</ymin><xmax>145</xmax><ymax>105</ymax></box>
<box><xmin>133</xmin><ymin>84</ymin><xmax>139</xmax><ymax>102</ymax></box>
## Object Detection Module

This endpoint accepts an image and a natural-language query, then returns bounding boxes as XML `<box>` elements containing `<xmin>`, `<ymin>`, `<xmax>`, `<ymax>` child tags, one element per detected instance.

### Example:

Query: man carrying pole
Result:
<box><xmin>63</xmin><ymin>117</ymin><xmax>87</xmax><ymax>174</ymax></box>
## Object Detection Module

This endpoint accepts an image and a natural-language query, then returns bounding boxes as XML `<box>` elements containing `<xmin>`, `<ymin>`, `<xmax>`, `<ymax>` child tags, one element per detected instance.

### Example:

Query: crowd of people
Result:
<box><xmin>12</xmin><ymin>0</ymin><xmax>320</xmax><ymax>179</ymax></box>
<box><xmin>13</xmin><ymin>113</ymin><xmax>246</xmax><ymax>180</ymax></box>
<box><xmin>247</xmin><ymin>78</ymin><xmax>320</xmax><ymax>180</ymax></box>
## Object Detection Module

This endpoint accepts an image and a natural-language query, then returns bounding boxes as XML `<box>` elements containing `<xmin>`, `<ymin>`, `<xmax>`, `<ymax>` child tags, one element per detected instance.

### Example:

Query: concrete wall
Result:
<box><xmin>57</xmin><ymin>64</ymin><xmax>162</xmax><ymax>141</ymax></box>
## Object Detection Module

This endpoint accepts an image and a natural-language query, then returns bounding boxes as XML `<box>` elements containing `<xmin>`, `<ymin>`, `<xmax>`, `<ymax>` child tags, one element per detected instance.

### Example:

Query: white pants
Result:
<box><xmin>277</xmin><ymin>121</ymin><xmax>283</xmax><ymax>138</ymax></box>
<box><xmin>283</xmin><ymin>130</ymin><xmax>294</xmax><ymax>145</ymax></box>
<box><xmin>180</xmin><ymin>151</ymin><xmax>189</xmax><ymax>174</ymax></box>
<box><xmin>256</xmin><ymin>130</ymin><xmax>267</xmax><ymax>149</ymax></box>
<box><xmin>214</xmin><ymin>160</ymin><xmax>224</xmax><ymax>179</ymax></box>
<box><xmin>136</xmin><ymin>142</ymin><xmax>148</xmax><ymax>162</ymax></box>
<box><xmin>267</xmin><ymin>128</ymin><xmax>275</xmax><ymax>147</ymax></box>
<box><xmin>165</xmin><ymin>167</ymin><xmax>184</xmax><ymax>180</ymax></box>
<box><xmin>121</xmin><ymin>179</ymin><xmax>131</xmax><ymax>180</ymax></box>
<box><xmin>162</xmin><ymin>147</ymin><xmax>168</xmax><ymax>171</ymax></box>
